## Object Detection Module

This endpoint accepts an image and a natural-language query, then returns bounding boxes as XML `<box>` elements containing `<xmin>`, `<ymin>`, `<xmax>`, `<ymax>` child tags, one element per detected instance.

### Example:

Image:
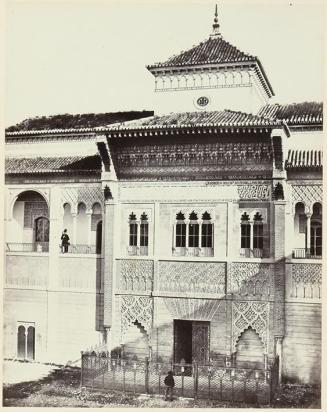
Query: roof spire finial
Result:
<box><xmin>210</xmin><ymin>3</ymin><xmax>221</xmax><ymax>38</ymax></box>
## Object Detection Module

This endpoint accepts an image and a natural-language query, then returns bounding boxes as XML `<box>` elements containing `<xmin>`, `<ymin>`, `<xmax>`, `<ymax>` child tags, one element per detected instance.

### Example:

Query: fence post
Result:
<box><xmin>80</xmin><ymin>352</ymin><xmax>84</xmax><ymax>388</ymax></box>
<box><xmin>145</xmin><ymin>357</ymin><xmax>149</xmax><ymax>394</ymax></box>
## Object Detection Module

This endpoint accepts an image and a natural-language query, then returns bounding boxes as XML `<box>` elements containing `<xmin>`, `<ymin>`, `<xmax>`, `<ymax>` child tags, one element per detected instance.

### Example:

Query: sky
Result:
<box><xmin>5</xmin><ymin>0</ymin><xmax>325</xmax><ymax>126</ymax></box>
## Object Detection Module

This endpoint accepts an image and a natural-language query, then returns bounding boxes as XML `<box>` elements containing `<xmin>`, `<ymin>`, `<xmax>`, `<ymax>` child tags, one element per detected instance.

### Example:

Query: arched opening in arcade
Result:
<box><xmin>9</xmin><ymin>190</ymin><xmax>49</xmax><ymax>252</ymax></box>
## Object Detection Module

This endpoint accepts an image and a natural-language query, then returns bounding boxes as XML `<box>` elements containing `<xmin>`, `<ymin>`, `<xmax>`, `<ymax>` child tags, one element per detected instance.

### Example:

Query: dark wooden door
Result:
<box><xmin>192</xmin><ymin>321</ymin><xmax>210</xmax><ymax>364</ymax></box>
<box><xmin>35</xmin><ymin>217</ymin><xmax>49</xmax><ymax>242</ymax></box>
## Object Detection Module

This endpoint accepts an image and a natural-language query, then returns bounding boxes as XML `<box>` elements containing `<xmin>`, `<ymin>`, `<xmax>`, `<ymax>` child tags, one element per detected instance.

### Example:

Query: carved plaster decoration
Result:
<box><xmin>61</xmin><ymin>186</ymin><xmax>103</xmax><ymax>211</ymax></box>
<box><xmin>24</xmin><ymin>202</ymin><xmax>49</xmax><ymax>228</ymax></box>
<box><xmin>158</xmin><ymin>261</ymin><xmax>225</xmax><ymax>295</ymax></box>
<box><xmin>291</xmin><ymin>264</ymin><xmax>321</xmax><ymax>299</ymax></box>
<box><xmin>114</xmin><ymin>142</ymin><xmax>273</xmax><ymax>170</ymax></box>
<box><xmin>237</xmin><ymin>208</ymin><xmax>268</xmax><ymax>223</ymax></box>
<box><xmin>291</xmin><ymin>184</ymin><xmax>322</xmax><ymax>214</ymax></box>
<box><xmin>232</xmin><ymin>301</ymin><xmax>269</xmax><ymax>351</ymax></box>
<box><xmin>229</xmin><ymin>263</ymin><xmax>273</xmax><ymax>298</ymax></box>
<box><xmin>125</xmin><ymin>209</ymin><xmax>153</xmax><ymax>223</ymax></box>
<box><xmin>170</xmin><ymin>208</ymin><xmax>215</xmax><ymax>222</ymax></box>
<box><xmin>154</xmin><ymin>68</ymin><xmax>253</xmax><ymax>92</ymax></box>
<box><xmin>237</xmin><ymin>184</ymin><xmax>271</xmax><ymax>200</ymax></box>
<box><xmin>119</xmin><ymin>260</ymin><xmax>154</xmax><ymax>292</ymax></box>
<box><xmin>291</xmin><ymin>264</ymin><xmax>321</xmax><ymax>285</ymax></box>
<box><xmin>163</xmin><ymin>297</ymin><xmax>221</xmax><ymax>321</ymax></box>
<box><xmin>120</xmin><ymin>296</ymin><xmax>153</xmax><ymax>340</ymax></box>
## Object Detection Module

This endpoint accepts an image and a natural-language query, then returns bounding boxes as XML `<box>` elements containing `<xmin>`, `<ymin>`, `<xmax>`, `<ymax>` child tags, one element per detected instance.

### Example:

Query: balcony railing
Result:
<box><xmin>239</xmin><ymin>248</ymin><xmax>269</xmax><ymax>258</ymax></box>
<box><xmin>292</xmin><ymin>248</ymin><xmax>322</xmax><ymax>259</ymax></box>
<box><xmin>6</xmin><ymin>242</ymin><xmax>49</xmax><ymax>252</ymax></box>
<box><xmin>127</xmin><ymin>246</ymin><xmax>148</xmax><ymax>256</ymax></box>
<box><xmin>62</xmin><ymin>244</ymin><xmax>97</xmax><ymax>254</ymax></box>
<box><xmin>172</xmin><ymin>247</ymin><xmax>214</xmax><ymax>257</ymax></box>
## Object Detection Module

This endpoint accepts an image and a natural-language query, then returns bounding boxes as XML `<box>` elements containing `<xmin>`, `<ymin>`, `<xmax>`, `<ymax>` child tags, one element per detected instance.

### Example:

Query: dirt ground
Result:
<box><xmin>2</xmin><ymin>362</ymin><xmax>321</xmax><ymax>408</ymax></box>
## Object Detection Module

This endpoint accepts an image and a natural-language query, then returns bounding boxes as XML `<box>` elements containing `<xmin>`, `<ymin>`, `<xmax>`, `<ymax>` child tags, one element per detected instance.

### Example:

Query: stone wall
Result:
<box><xmin>283</xmin><ymin>302</ymin><xmax>321</xmax><ymax>384</ymax></box>
<box><xmin>6</xmin><ymin>254</ymin><xmax>49</xmax><ymax>288</ymax></box>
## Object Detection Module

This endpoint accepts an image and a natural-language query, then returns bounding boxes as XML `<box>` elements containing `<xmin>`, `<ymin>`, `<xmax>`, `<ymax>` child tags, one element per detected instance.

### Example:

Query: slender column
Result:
<box><xmin>136</xmin><ymin>221</ymin><xmax>141</xmax><ymax>255</ymax></box>
<box><xmin>103</xmin><ymin>185</ymin><xmax>116</xmax><ymax>334</ymax></box>
<box><xmin>71</xmin><ymin>213</ymin><xmax>77</xmax><ymax>245</ymax></box>
<box><xmin>185</xmin><ymin>221</ymin><xmax>189</xmax><ymax>248</ymax></box>
<box><xmin>86</xmin><ymin>210</ymin><xmax>92</xmax><ymax>246</ymax></box>
<box><xmin>306</xmin><ymin>213</ymin><xmax>312</xmax><ymax>252</ymax></box>
<box><xmin>173</xmin><ymin>223</ymin><xmax>177</xmax><ymax>248</ymax></box>
<box><xmin>199</xmin><ymin>222</ymin><xmax>202</xmax><ymax>249</ymax></box>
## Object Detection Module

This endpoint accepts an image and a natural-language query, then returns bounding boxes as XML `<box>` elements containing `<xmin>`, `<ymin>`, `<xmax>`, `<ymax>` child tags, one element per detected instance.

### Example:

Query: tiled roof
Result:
<box><xmin>5</xmin><ymin>155</ymin><xmax>102</xmax><ymax>174</ymax></box>
<box><xmin>258</xmin><ymin>102</ymin><xmax>323</xmax><ymax>126</ymax></box>
<box><xmin>286</xmin><ymin>150</ymin><xmax>322</xmax><ymax>169</ymax></box>
<box><xmin>147</xmin><ymin>36</ymin><xmax>274</xmax><ymax>97</ymax></box>
<box><xmin>147</xmin><ymin>36</ymin><xmax>255</xmax><ymax>68</ymax></box>
<box><xmin>107</xmin><ymin>109</ymin><xmax>281</xmax><ymax>131</ymax></box>
<box><xmin>6</xmin><ymin>111</ymin><xmax>154</xmax><ymax>134</ymax></box>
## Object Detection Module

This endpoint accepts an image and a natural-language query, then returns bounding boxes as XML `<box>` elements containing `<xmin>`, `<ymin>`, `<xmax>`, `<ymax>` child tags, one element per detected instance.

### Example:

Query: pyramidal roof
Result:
<box><xmin>148</xmin><ymin>36</ymin><xmax>256</xmax><ymax>68</ymax></box>
<box><xmin>147</xmin><ymin>5</ymin><xmax>274</xmax><ymax>97</ymax></box>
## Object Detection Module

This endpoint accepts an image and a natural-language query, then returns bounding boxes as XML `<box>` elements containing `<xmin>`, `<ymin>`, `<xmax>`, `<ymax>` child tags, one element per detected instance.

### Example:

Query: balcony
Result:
<box><xmin>172</xmin><ymin>247</ymin><xmax>214</xmax><ymax>257</ymax></box>
<box><xmin>127</xmin><ymin>246</ymin><xmax>148</xmax><ymax>256</ymax></box>
<box><xmin>6</xmin><ymin>242</ymin><xmax>49</xmax><ymax>253</ymax></box>
<box><xmin>292</xmin><ymin>248</ymin><xmax>322</xmax><ymax>259</ymax></box>
<box><xmin>239</xmin><ymin>248</ymin><xmax>269</xmax><ymax>258</ymax></box>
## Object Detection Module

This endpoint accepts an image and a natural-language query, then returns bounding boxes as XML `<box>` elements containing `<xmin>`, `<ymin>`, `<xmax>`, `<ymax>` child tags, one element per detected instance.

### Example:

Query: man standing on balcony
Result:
<box><xmin>61</xmin><ymin>229</ymin><xmax>70</xmax><ymax>253</ymax></box>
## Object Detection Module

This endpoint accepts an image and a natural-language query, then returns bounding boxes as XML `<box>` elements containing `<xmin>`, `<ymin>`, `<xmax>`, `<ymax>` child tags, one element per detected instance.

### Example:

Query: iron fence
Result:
<box><xmin>81</xmin><ymin>352</ymin><xmax>279</xmax><ymax>405</ymax></box>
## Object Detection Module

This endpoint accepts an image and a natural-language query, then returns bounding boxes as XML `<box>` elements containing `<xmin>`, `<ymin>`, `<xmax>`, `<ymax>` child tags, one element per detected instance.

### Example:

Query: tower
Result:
<box><xmin>147</xmin><ymin>5</ymin><xmax>274</xmax><ymax>114</ymax></box>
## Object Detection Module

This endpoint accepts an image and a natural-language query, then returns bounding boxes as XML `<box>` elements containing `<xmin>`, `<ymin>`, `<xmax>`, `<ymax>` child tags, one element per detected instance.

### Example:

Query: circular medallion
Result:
<box><xmin>196</xmin><ymin>96</ymin><xmax>209</xmax><ymax>107</ymax></box>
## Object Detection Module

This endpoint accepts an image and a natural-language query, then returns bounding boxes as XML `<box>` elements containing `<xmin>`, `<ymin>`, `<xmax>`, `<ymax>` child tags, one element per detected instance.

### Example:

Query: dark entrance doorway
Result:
<box><xmin>174</xmin><ymin>320</ymin><xmax>210</xmax><ymax>364</ymax></box>
<box><xmin>34</xmin><ymin>217</ymin><xmax>49</xmax><ymax>252</ymax></box>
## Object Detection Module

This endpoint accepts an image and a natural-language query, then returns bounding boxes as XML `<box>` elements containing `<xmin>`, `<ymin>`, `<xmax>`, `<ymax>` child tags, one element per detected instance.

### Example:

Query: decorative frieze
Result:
<box><xmin>237</xmin><ymin>184</ymin><xmax>271</xmax><ymax>200</ymax></box>
<box><xmin>291</xmin><ymin>184</ymin><xmax>322</xmax><ymax>213</ymax></box>
<box><xmin>232</xmin><ymin>301</ymin><xmax>269</xmax><ymax>351</ymax></box>
<box><xmin>158</xmin><ymin>261</ymin><xmax>225</xmax><ymax>295</ymax></box>
<box><xmin>229</xmin><ymin>263</ymin><xmax>273</xmax><ymax>298</ymax></box>
<box><xmin>163</xmin><ymin>297</ymin><xmax>221</xmax><ymax>321</ymax></box>
<box><xmin>24</xmin><ymin>201</ymin><xmax>49</xmax><ymax>228</ymax></box>
<box><xmin>120</xmin><ymin>296</ymin><xmax>153</xmax><ymax>340</ymax></box>
<box><xmin>119</xmin><ymin>260</ymin><xmax>154</xmax><ymax>292</ymax></box>
<box><xmin>290</xmin><ymin>264</ymin><xmax>321</xmax><ymax>299</ymax></box>
<box><xmin>113</xmin><ymin>142</ymin><xmax>272</xmax><ymax>172</ymax></box>
<box><xmin>61</xmin><ymin>186</ymin><xmax>103</xmax><ymax>210</ymax></box>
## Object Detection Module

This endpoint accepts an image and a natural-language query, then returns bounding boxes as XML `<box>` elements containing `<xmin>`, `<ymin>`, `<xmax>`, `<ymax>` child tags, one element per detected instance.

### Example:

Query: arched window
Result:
<box><xmin>140</xmin><ymin>213</ymin><xmax>149</xmax><ymax>255</ymax></box>
<box><xmin>310</xmin><ymin>202</ymin><xmax>322</xmax><ymax>257</ymax></box>
<box><xmin>241</xmin><ymin>213</ymin><xmax>251</xmax><ymax>249</ymax></box>
<box><xmin>201</xmin><ymin>212</ymin><xmax>213</xmax><ymax>248</ymax></box>
<box><xmin>253</xmin><ymin>213</ymin><xmax>263</xmax><ymax>250</ymax></box>
<box><xmin>127</xmin><ymin>212</ymin><xmax>150</xmax><ymax>256</ymax></box>
<box><xmin>17</xmin><ymin>323</ymin><xmax>35</xmax><ymax>360</ymax></box>
<box><xmin>129</xmin><ymin>213</ymin><xmax>138</xmax><ymax>247</ymax></box>
<box><xmin>17</xmin><ymin>325</ymin><xmax>26</xmax><ymax>359</ymax></box>
<box><xmin>27</xmin><ymin>326</ymin><xmax>35</xmax><ymax>360</ymax></box>
<box><xmin>175</xmin><ymin>212</ymin><xmax>186</xmax><ymax>248</ymax></box>
<box><xmin>188</xmin><ymin>211</ymin><xmax>199</xmax><ymax>248</ymax></box>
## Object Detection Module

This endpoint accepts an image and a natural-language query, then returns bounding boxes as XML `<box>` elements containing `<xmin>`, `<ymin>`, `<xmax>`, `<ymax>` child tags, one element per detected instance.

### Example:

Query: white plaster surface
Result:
<box><xmin>3</xmin><ymin>360</ymin><xmax>58</xmax><ymax>384</ymax></box>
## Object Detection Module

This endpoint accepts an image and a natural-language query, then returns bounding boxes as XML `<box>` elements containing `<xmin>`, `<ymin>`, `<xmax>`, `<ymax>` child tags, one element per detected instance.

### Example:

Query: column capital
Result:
<box><xmin>305</xmin><ymin>212</ymin><xmax>312</xmax><ymax>219</ymax></box>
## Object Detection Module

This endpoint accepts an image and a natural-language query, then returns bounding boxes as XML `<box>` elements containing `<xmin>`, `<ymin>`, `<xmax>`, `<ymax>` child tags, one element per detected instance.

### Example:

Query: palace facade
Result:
<box><xmin>4</xmin><ymin>9</ymin><xmax>322</xmax><ymax>384</ymax></box>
